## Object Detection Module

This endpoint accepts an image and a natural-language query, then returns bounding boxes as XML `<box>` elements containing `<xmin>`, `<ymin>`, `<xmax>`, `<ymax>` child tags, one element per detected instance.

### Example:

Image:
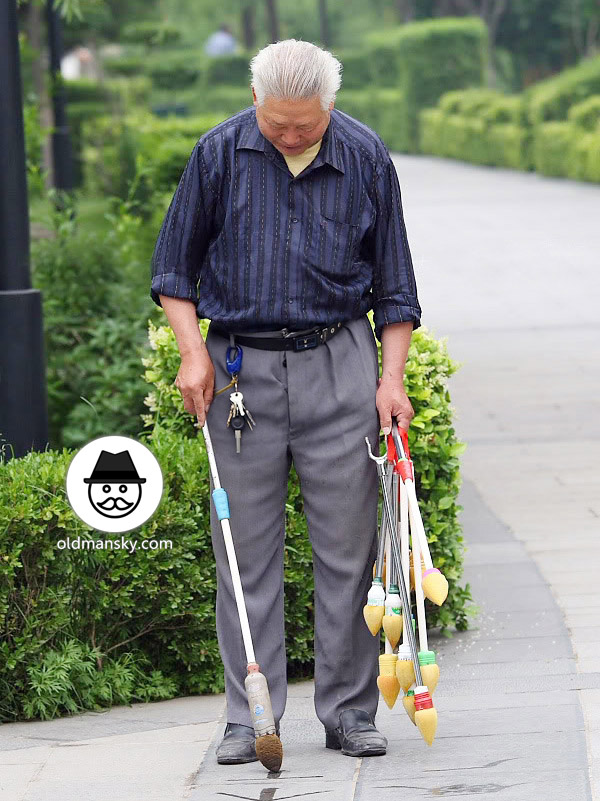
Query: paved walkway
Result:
<box><xmin>2</xmin><ymin>156</ymin><xmax>599</xmax><ymax>800</ymax></box>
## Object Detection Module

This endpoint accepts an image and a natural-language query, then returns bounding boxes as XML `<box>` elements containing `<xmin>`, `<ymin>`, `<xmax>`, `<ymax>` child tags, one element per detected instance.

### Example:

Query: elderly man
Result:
<box><xmin>150</xmin><ymin>39</ymin><xmax>421</xmax><ymax>763</ymax></box>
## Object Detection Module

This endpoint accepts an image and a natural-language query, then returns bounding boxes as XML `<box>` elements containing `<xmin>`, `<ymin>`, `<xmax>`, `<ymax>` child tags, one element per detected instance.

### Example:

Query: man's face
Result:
<box><xmin>253</xmin><ymin>89</ymin><xmax>334</xmax><ymax>156</ymax></box>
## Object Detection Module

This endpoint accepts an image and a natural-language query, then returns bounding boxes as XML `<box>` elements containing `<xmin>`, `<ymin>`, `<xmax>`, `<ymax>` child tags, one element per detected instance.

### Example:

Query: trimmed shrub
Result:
<box><xmin>200</xmin><ymin>86</ymin><xmax>252</xmax><ymax>117</ymax></box>
<box><xmin>204</xmin><ymin>53</ymin><xmax>251</xmax><ymax>87</ymax></box>
<box><xmin>102</xmin><ymin>54</ymin><xmax>146</xmax><ymax>78</ymax></box>
<box><xmin>420</xmin><ymin>88</ymin><xmax>530</xmax><ymax>170</ymax></box>
<box><xmin>336</xmin><ymin>89</ymin><xmax>409</xmax><ymax>153</ymax></box>
<box><xmin>146</xmin><ymin>51</ymin><xmax>203</xmax><ymax>90</ymax></box>
<box><xmin>335</xmin><ymin>49</ymin><xmax>376</xmax><ymax>90</ymax></box>
<box><xmin>527</xmin><ymin>55</ymin><xmax>600</xmax><ymax>125</ymax></box>
<box><xmin>567</xmin><ymin>130</ymin><xmax>600</xmax><ymax>182</ymax></box>
<box><xmin>121</xmin><ymin>21</ymin><xmax>181</xmax><ymax>47</ymax></box>
<box><xmin>419</xmin><ymin>107</ymin><xmax>445</xmax><ymax>155</ymax></box>
<box><xmin>336</xmin><ymin>88</ymin><xmax>378</xmax><ymax>129</ymax></box>
<box><xmin>532</xmin><ymin>121</ymin><xmax>577</xmax><ymax>177</ymax></box>
<box><xmin>64</xmin><ymin>77</ymin><xmax>109</xmax><ymax>104</ymax></box>
<box><xmin>371</xmin><ymin>88</ymin><xmax>410</xmax><ymax>152</ymax></box>
<box><xmin>487</xmin><ymin>124</ymin><xmax>531</xmax><ymax>170</ymax></box>
<box><xmin>0</xmin><ymin>429</ymin><xmax>218</xmax><ymax>721</ymax></box>
<box><xmin>82</xmin><ymin>113</ymin><xmax>222</xmax><ymax>200</ymax></box>
<box><xmin>363</xmin><ymin>30</ymin><xmax>402</xmax><ymax>88</ymax></box>
<box><xmin>568</xmin><ymin>95</ymin><xmax>600</xmax><ymax>130</ymax></box>
<box><xmin>395</xmin><ymin>17</ymin><xmax>487</xmax><ymax>151</ymax></box>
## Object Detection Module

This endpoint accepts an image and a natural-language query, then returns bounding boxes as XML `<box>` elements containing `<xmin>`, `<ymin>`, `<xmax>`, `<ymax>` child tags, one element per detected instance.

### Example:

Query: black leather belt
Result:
<box><xmin>210</xmin><ymin>321</ymin><xmax>345</xmax><ymax>352</ymax></box>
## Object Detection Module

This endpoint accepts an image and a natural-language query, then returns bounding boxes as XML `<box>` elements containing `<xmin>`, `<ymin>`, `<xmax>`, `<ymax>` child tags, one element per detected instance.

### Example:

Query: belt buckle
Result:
<box><xmin>293</xmin><ymin>332</ymin><xmax>319</xmax><ymax>352</ymax></box>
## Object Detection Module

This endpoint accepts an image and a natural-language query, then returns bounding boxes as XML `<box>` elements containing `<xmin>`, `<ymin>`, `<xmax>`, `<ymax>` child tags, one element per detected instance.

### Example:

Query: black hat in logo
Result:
<box><xmin>83</xmin><ymin>450</ymin><xmax>147</xmax><ymax>484</ymax></box>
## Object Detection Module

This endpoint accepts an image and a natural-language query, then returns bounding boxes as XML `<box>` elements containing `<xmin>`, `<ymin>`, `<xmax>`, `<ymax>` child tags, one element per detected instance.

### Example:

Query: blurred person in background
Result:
<box><xmin>204</xmin><ymin>23</ymin><xmax>237</xmax><ymax>57</ymax></box>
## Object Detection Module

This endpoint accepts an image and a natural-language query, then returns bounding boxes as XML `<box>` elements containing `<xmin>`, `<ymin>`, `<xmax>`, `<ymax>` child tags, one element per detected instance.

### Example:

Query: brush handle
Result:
<box><xmin>399</xmin><ymin>473</ymin><xmax>410</xmax><ymax>646</ymax></box>
<box><xmin>405</xmin><ymin>479</ymin><xmax>434</xmax><ymax>570</ymax></box>
<box><xmin>202</xmin><ymin>423</ymin><xmax>256</xmax><ymax>666</ymax></box>
<box><xmin>376</xmin><ymin>463</ymin><xmax>395</xmax><ymax>580</ymax></box>
<box><xmin>411</xmin><ymin>487</ymin><xmax>429</xmax><ymax>653</ymax></box>
<box><xmin>377</xmin><ymin>461</ymin><xmax>423</xmax><ymax>687</ymax></box>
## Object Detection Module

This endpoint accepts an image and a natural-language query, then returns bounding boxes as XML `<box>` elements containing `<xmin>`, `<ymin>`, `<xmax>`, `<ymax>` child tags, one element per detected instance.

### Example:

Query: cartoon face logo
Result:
<box><xmin>88</xmin><ymin>481</ymin><xmax>143</xmax><ymax>518</ymax></box>
<box><xmin>83</xmin><ymin>450</ymin><xmax>146</xmax><ymax>519</ymax></box>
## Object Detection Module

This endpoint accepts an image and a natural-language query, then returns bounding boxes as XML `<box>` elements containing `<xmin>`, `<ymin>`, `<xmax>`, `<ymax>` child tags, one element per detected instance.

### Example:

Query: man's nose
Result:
<box><xmin>281</xmin><ymin>133</ymin><xmax>301</xmax><ymax>145</ymax></box>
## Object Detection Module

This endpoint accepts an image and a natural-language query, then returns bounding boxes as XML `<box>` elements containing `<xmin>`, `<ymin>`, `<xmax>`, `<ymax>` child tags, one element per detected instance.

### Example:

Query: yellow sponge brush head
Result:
<box><xmin>382</xmin><ymin>614</ymin><xmax>403</xmax><ymax>648</ymax></box>
<box><xmin>363</xmin><ymin>604</ymin><xmax>385</xmax><ymax>636</ymax></box>
<box><xmin>377</xmin><ymin>675</ymin><xmax>400</xmax><ymax>709</ymax></box>
<box><xmin>396</xmin><ymin>658</ymin><xmax>415</xmax><ymax>692</ymax></box>
<box><xmin>414</xmin><ymin>687</ymin><xmax>437</xmax><ymax>746</ymax></box>
<box><xmin>421</xmin><ymin>569</ymin><xmax>449</xmax><ymax>606</ymax></box>
<box><xmin>420</xmin><ymin>662</ymin><xmax>440</xmax><ymax>694</ymax></box>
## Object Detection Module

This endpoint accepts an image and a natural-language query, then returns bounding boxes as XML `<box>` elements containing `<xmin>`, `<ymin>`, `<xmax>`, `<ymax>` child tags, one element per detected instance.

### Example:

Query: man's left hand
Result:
<box><xmin>376</xmin><ymin>377</ymin><xmax>414</xmax><ymax>435</ymax></box>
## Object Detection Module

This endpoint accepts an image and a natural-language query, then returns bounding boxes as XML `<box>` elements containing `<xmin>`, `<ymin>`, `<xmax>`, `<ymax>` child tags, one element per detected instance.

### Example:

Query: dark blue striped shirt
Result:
<box><xmin>150</xmin><ymin>106</ymin><xmax>421</xmax><ymax>340</ymax></box>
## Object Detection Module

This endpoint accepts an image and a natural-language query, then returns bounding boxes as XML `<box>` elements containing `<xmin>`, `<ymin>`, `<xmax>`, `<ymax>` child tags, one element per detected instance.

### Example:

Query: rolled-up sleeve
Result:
<box><xmin>370</xmin><ymin>155</ymin><xmax>421</xmax><ymax>341</ymax></box>
<box><xmin>150</xmin><ymin>141</ymin><xmax>215</xmax><ymax>308</ymax></box>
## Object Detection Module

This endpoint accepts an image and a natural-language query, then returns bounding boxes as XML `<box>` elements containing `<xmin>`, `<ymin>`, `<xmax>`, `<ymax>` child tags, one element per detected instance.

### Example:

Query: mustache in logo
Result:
<box><xmin>97</xmin><ymin>496</ymin><xmax>134</xmax><ymax>511</ymax></box>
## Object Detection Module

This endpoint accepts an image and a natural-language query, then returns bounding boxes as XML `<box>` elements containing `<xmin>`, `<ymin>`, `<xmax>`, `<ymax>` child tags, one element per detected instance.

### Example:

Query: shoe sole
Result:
<box><xmin>325</xmin><ymin>730</ymin><xmax>386</xmax><ymax>757</ymax></box>
<box><xmin>217</xmin><ymin>754</ymin><xmax>258</xmax><ymax>764</ymax></box>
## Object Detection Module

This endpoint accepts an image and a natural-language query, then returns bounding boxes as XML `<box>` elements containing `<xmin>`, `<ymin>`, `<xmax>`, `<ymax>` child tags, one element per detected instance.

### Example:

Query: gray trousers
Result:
<box><xmin>204</xmin><ymin>316</ymin><xmax>381</xmax><ymax>731</ymax></box>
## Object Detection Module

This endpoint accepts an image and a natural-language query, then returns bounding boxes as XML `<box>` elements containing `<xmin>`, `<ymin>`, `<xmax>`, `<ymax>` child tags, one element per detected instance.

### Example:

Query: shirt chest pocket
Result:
<box><xmin>309</xmin><ymin>209</ymin><xmax>360</xmax><ymax>275</ymax></box>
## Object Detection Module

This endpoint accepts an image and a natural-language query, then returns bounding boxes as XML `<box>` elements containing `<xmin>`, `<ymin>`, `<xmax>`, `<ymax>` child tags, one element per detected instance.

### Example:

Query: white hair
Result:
<box><xmin>250</xmin><ymin>39</ymin><xmax>342</xmax><ymax>111</ymax></box>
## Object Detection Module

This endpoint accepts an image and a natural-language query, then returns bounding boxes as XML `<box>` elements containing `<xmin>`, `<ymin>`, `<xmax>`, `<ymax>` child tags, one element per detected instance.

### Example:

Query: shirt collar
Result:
<box><xmin>236</xmin><ymin>107</ymin><xmax>344</xmax><ymax>175</ymax></box>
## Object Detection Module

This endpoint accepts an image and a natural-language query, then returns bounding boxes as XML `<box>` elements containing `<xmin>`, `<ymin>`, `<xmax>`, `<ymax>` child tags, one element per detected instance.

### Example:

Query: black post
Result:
<box><xmin>0</xmin><ymin>0</ymin><xmax>49</xmax><ymax>460</ymax></box>
<box><xmin>46</xmin><ymin>0</ymin><xmax>74</xmax><ymax>193</ymax></box>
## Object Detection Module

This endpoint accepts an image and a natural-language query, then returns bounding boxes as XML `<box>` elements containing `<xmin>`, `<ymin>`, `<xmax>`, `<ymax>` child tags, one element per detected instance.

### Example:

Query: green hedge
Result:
<box><xmin>64</xmin><ymin>78</ymin><xmax>151</xmax><ymax>186</ymax></box>
<box><xmin>203</xmin><ymin>52</ymin><xmax>251</xmax><ymax>87</ymax></box>
<box><xmin>336</xmin><ymin>88</ymin><xmax>409</xmax><ymax>153</ymax></box>
<box><xmin>395</xmin><ymin>17</ymin><xmax>487</xmax><ymax>152</ymax></box>
<box><xmin>419</xmin><ymin>88</ymin><xmax>531</xmax><ymax>170</ymax></box>
<box><xmin>527</xmin><ymin>55</ymin><xmax>600</xmax><ymax>126</ymax></box>
<box><xmin>146</xmin><ymin>50</ymin><xmax>203</xmax><ymax>90</ymax></box>
<box><xmin>363</xmin><ymin>31</ymin><xmax>402</xmax><ymax>88</ymax></box>
<box><xmin>568</xmin><ymin>94</ymin><xmax>600</xmax><ymax>130</ymax></box>
<box><xmin>82</xmin><ymin>112</ymin><xmax>222</xmax><ymax>199</ymax></box>
<box><xmin>532</xmin><ymin>121</ymin><xmax>576</xmax><ymax>177</ymax></box>
<box><xmin>533</xmin><ymin>118</ymin><xmax>600</xmax><ymax>181</ymax></box>
<box><xmin>121</xmin><ymin>20</ymin><xmax>181</xmax><ymax>47</ymax></box>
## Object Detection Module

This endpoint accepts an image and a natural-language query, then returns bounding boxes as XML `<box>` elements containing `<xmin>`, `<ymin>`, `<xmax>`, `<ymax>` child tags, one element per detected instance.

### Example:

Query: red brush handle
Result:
<box><xmin>393</xmin><ymin>424</ymin><xmax>411</xmax><ymax>460</ymax></box>
<box><xmin>386</xmin><ymin>432</ymin><xmax>398</xmax><ymax>463</ymax></box>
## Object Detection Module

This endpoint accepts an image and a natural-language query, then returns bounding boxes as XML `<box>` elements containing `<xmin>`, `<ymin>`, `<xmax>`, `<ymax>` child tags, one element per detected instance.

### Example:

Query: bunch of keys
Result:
<box><xmin>227</xmin><ymin>390</ymin><xmax>256</xmax><ymax>453</ymax></box>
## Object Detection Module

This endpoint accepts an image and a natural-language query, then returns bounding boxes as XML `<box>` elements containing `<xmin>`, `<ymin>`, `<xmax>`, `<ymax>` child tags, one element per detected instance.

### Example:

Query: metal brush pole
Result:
<box><xmin>366</xmin><ymin>437</ymin><xmax>424</xmax><ymax>687</ymax></box>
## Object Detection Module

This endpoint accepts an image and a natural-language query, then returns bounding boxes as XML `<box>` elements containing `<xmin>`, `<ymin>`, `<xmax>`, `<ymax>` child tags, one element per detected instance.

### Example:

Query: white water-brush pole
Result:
<box><xmin>202</xmin><ymin>423</ymin><xmax>283</xmax><ymax>772</ymax></box>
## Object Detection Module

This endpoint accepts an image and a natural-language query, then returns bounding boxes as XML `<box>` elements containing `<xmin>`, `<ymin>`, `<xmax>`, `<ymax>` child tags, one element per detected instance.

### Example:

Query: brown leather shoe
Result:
<box><xmin>325</xmin><ymin>709</ymin><xmax>387</xmax><ymax>756</ymax></box>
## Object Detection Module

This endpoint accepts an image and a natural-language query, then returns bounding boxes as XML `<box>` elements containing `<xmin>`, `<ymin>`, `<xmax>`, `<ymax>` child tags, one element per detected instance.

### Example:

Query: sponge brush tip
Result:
<box><xmin>255</xmin><ymin>734</ymin><xmax>283</xmax><ymax>772</ymax></box>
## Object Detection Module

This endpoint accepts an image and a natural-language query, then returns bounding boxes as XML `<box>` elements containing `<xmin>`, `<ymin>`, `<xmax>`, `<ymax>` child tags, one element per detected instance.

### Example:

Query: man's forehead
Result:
<box><xmin>261</xmin><ymin>96</ymin><xmax>324</xmax><ymax>123</ymax></box>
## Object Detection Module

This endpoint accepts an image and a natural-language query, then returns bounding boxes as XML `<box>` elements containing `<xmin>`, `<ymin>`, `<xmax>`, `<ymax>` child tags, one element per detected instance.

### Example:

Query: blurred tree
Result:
<box><xmin>318</xmin><ymin>0</ymin><xmax>331</xmax><ymax>46</ymax></box>
<box><xmin>397</xmin><ymin>0</ymin><xmax>416</xmax><ymax>21</ymax></box>
<box><xmin>265</xmin><ymin>0</ymin><xmax>280</xmax><ymax>42</ymax></box>
<box><xmin>556</xmin><ymin>0</ymin><xmax>600</xmax><ymax>58</ymax></box>
<box><xmin>240</xmin><ymin>2</ymin><xmax>255</xmax><ymax>49</ymax></box>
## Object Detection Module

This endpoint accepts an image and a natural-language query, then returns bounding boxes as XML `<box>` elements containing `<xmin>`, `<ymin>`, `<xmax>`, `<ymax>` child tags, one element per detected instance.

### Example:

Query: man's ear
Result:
<box><xmin>251</xmin><ymin>86</ymin><xmax>258</xmax><ymax>106</ymax></box>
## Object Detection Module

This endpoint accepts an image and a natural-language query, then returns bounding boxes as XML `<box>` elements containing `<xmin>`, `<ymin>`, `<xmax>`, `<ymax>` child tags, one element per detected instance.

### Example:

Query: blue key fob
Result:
<box><xmin>226</xmin><ymin>345</ymin><xmax>243</xmax><ymax>377</ymax></box>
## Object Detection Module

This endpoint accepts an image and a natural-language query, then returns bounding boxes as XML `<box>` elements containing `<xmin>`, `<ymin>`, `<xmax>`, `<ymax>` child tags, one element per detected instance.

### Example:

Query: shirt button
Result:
<box><xmin>288</xmin><ymin>298</ymin><xmax>294</xmax><ymax>304</ymax></box>
<box><xmin>292</xmin><ymin>218</ymin><xmax>299</xmax><ymax>223</ymax></box>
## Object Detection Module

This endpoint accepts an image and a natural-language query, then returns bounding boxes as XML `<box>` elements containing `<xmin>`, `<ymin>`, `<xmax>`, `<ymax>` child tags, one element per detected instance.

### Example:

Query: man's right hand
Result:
<box><xmin>174</xmin><ymin>351</ymin><xmax>215</xmax><ymax>427</ymax></box>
